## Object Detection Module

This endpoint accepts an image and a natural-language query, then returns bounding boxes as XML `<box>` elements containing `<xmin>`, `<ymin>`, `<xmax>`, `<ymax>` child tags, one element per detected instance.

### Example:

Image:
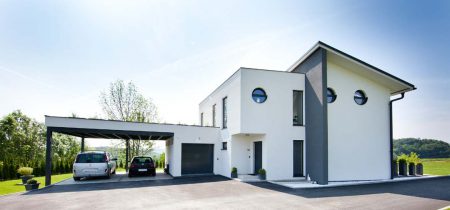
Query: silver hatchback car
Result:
<box><xmin>73</xmin><ymin>151</ymin><xmax>117</xmax><ymax>181</ymax></box>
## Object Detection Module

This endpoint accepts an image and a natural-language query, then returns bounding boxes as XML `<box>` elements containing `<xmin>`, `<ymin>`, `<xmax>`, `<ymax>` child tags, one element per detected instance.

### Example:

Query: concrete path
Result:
<box><xmin>0</xmin><ymin>176</ymin><xmax>449</xmax><ymax>210</ymax></box>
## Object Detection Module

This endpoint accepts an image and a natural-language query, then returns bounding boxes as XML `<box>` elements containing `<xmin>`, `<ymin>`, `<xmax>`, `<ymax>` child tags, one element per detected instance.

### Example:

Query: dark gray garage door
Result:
<box><xmin>181</xmin><ymin>143</ymin><xmax>214</xmax><ymax>175</ymax></box>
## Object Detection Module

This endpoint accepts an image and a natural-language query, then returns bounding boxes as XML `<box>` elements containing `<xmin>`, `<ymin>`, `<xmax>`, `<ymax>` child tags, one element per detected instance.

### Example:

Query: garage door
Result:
<box><xmin>181</xmin><ymin>143</ymin><xmax>214</xmax><ymax>175</ymax></box>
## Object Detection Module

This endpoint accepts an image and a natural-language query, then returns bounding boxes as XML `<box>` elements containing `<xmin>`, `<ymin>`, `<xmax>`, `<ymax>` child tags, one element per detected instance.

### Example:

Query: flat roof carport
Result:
<box><xmin>45</xmin><ymin>116</ymin><xmax>176</xmax><ymax>186</ymax></box>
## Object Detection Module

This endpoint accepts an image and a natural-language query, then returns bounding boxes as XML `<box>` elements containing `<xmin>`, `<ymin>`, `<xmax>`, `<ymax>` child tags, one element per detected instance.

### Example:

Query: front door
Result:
<box><xmin>293</xmin><ymin>140</ymin><xmax>304</xmax><ymax>177</ymax></box>
<box><xmin>254</xmin><ymin>141</ymin><xmax>262</xmax><ymax>174</ymax></box>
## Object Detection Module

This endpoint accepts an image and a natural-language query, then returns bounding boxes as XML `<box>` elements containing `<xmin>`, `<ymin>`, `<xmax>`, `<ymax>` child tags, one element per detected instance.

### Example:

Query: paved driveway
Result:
<box><xmin>55</xmin><ymin>172</ymin><xmax>172</xmax><ymax>185</ymax></box>
<box><xmin>0</xmin><ymin>176</ymin><xmax>449</xmax><ymax>210</ymax></box>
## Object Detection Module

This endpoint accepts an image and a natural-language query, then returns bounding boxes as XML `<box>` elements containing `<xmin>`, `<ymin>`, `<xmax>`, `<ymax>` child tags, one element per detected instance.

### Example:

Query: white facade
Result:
<box><xmin>327</xmin><ymin>59</ymin><xmax>391</xmax><ymax>181</ymax></box>
<box><xmin>199</xmin><ymin>68</ymin><xmax>305</xmax><ymax>180</ymax></box>
<box><xmin>46</xmin><ymin>42</ymin><xmax>415</xmax><ymax>184</ymax></box>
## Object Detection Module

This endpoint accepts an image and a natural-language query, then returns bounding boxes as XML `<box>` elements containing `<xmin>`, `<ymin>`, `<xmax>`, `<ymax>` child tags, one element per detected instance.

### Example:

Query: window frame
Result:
<box><xmin>354</xmin><ymin>90</ymin><xmax>368</xmax><ymax>105</ymax></box>
<box><xmin>293</xmin><ymin>90</ymin><xmax>304</xmax><ymax>126</ymax></box>
<box><xmin>327</xmin><ymin>88</ymin><xmax>337</xmax><ymax>103</ymax></box>
<box><xmin>251</xmin><ymin>88</ymin><xmax>267</xmax><ymax>103</ymax></box>
<box><xmin>222</xmin><ymin>142</ymin><xmax>228</xmax><ymax>150</ymax></box>
<box><xmin>212</xmin><ymin>104</ymin><xmax>216</xmax><ymax>127</ymax></box>
<box><xmin>200</xmin><ymin>112</ymin><xmax>204</xmax><ymax>126</ymax></box>
<box><xmin>222</xmin><ymin>97</ymin><xmax>228</xmax><ymax>129</ymax></box>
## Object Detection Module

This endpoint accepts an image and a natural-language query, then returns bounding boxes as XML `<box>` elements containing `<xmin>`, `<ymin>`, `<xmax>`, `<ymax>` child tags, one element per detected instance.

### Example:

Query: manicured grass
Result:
<box><xmin>422</xmin><ymin>158</ymin><xmax>450</xmax><ymax>175</ymax></box>
<box><xmin>0</xmin><ymin>173</ymin><xmax>72</xmax><ymax>196</ymax></box>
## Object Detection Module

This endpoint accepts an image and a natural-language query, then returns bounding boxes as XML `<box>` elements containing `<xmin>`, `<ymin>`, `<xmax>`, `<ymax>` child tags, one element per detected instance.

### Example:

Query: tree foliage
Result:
<box><xmin>394</xmin><ymin>138</ymin><xmax>450</xmax><ymax>158</ymax></box>
<box><xmin>100</xmin><ymin>80</ymin><xmax>159</xmax><ymax>157</ymax></box>
<box><xmin>0</xmin><ymin>110</ymin><xmax>80</xmax><ymax>180</ymax></box>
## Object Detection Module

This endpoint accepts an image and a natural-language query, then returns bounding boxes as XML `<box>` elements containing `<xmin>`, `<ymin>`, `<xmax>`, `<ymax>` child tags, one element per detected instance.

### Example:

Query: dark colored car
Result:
<box><xmin>128</xmin><ymin>156</ymin><xmax>156</xmax><ymax>177</ymax></box>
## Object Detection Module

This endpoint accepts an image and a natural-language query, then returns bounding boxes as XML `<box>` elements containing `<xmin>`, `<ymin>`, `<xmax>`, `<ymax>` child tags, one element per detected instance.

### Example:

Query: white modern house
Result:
<box><xmin>44</xmin><ymin>41</ymin><xmax>415</xmax><ymax>186</ymax></box>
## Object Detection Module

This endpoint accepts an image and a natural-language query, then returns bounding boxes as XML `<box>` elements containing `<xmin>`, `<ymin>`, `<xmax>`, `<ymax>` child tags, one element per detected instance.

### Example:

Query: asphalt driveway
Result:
<box><xmin>0</xmin><ymin>176</ymin><xmax>449</xmax><ymax>210</ymax></box>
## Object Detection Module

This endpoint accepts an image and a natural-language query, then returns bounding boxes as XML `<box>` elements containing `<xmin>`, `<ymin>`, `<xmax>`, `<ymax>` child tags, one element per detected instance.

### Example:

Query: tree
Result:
<box><xmin>394</xmin><ymin>138</ymin><xmax>450</xmax><ymax>158</ymax></box>
<box><xmin>0</xmin><ymin>110</ymin><xmax>80</xmax><ymax>180</ymax></box>
<box><xmin>100</xmin><ymin>80</ymin><xmax>159</xmax><ymax>157</ymax></box>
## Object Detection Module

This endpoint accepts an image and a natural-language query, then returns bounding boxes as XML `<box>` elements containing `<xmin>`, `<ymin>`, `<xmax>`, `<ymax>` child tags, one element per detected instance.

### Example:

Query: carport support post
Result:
<box><xmin>125</xmin><ymin>139</ymin><xmax>130</xmax><ymax>172</ymax></box>
<box><xmin>45</xmin><ymin>129</ymin><xmax>53</xmax><ymax>186</ymax></box>
<box><xmin>81</xmin><ymin>137</ymin><xmax>85</xmax><ymax>152</ymax></box>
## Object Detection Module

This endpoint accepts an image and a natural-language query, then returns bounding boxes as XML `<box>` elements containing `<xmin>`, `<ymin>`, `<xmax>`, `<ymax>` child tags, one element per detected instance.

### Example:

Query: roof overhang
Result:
<box><xmin>287</xmin><ymin>41</ymin><xmax>416</xmax><ymax>95</ymax></box>
<box><xmin>44</xmin><ymin>116</ymin><xmax>200</xmax><ymax>140</ymax></box>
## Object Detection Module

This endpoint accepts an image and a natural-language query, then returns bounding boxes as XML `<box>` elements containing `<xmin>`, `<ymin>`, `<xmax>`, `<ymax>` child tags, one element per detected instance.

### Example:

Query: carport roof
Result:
<box><xmin>47</xmin><ymin>126</ymin><xmax>173</xmax><ymax>140</ymax></box>
<box><xmin>44</xmin><ymin>115</ymin><xmax>219</xmax><ymax>140</ymax></box>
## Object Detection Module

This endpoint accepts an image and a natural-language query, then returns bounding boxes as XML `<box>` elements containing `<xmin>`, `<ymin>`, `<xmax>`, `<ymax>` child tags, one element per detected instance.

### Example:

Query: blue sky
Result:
<box><xmin>0</xmin><ymin>0</ymin><xmax>449</xmax><ymax>145</ymax></box>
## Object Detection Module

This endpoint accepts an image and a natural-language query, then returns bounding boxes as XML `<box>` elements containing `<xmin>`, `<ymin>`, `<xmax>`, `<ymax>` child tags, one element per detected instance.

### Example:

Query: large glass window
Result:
<box><xmin>252</xmin><ymin>88</ymin><xmax>267</xmax><ymax>103</ymax></box>
<box><xmin>212</xmin><ymin>104</ymin><xmax>216</xmax><ymax>127</ymax></box>
<box><xmin>293</xmin><ymin>90</ymin><xmax>303</xmax><ymax>126</ymax></box>
<box><xmin>222</xmin><ymin>97</ymin><xmax>228</xmax><ymax>128</ymax></box>
<box><xmin>354</xmin><ymin>90</ymin><xmax>368</xmax><ymax>105</ymax></box>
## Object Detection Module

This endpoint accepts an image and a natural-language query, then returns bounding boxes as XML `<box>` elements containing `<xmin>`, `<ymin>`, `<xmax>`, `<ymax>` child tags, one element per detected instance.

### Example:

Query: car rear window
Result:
<box><xmin>132</xmin><ymin>157</ymin><xmax>153</xmax><ymax>164</ymax></box>
<box><xmin>76</xmin><ymin>153</ymin><xmax>106</xmax><ymax>163</ymax></box>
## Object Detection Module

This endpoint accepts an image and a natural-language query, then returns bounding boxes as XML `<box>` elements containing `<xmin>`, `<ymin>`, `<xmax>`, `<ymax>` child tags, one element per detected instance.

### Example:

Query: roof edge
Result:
<box><xmin>287</xmin><ymin>41</ymin><xmax>416</xmax><ymax>92</ymax></box>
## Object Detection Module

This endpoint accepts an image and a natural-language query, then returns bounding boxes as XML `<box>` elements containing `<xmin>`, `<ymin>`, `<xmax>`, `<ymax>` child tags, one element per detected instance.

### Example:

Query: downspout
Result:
<box><xmin>389</xmin><ymin>92</ymin><xmax>405</xmax><ymax>179</ymax></box>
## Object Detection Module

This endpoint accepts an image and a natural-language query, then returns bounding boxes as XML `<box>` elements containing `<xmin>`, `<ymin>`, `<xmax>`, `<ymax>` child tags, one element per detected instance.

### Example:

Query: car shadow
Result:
<box><xmin>248</xmin><ymin>176</ymin><xmax>450</xmax><ymax>201</ymax></box>
<box><xmin>22</xmin><ymin>175</ymin><xmax>230</xmax><ymax>195</ymax></box>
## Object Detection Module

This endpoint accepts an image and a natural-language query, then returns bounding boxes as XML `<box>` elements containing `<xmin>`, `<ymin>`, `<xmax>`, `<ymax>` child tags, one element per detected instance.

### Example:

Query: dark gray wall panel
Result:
<box><xmin>292</xmin><ymin>48</ymin><xmax>328</xmax><ymax>185</ymax></box>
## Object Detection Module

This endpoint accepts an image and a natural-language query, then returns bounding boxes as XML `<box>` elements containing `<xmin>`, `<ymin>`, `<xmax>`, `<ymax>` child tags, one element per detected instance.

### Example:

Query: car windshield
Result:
<box><xmin>132</xmin><ymin>157</ymin><xmax>152</xmax><ymax>164</ymax></box>
<box><xmin>76</xmin><ymin>153</ymin><xmax>106</xmax><ymax>163</ymax></box>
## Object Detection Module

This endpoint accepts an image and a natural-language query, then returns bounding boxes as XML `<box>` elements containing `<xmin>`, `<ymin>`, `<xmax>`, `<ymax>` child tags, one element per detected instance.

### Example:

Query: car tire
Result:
<box><xmin>128</xmin><ymin>173</ymin><xmax>133</xmax><ymax>178</ymax></box>
<box><xmin>73</xmin><ymin>177</ymin><xmax>81</xmax><ymax>181</ymax></box>
<box><xmin>106</xmin><ymin>169</ymin><xmax>111</xmax><ymax>179</ymax></box>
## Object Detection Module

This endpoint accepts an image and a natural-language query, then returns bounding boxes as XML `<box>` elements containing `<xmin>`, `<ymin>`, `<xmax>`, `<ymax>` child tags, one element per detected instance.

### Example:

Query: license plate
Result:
<box><xmin>138</xmin><ymin>169</ymin><xmax>147</xmax><ymax>172</ymax></box>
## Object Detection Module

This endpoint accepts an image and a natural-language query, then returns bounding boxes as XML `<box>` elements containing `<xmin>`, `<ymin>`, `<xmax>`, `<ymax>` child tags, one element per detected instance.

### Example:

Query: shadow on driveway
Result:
<box><xmin>23</xmin><ymin>175</ymin><xmax>450</xmax><ymax>202</ymax></box>
<box><xmin>23</xmin><ymin>175</ymin><xmax>230</xmax><ymax>195</ymax></box>
<box><xmin>249</xmin><ymin>176</ymin><xmax>450</xmax><ymax>201</ymax></box>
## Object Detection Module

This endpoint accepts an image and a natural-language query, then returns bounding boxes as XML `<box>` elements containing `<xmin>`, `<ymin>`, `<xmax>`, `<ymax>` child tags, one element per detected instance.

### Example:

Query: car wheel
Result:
<box><xmin>106</xmin><ymin>169</ymin><xmax>111</xmax><ymax>179</ymax></box>
<box><xmin>128</xmin><ymin>173</ymin><xmax>133</xmax><ymax>178</ymax></box>
<box><xmin>73</xmin><ymin>177</ymin><xmax>81</xmax><ymax>181</ymax></box>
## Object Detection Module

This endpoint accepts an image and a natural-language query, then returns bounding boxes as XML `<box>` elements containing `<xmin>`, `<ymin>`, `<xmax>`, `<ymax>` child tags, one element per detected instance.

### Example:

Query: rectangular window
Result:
<box><xmin>212</xmin><ymin>104</ymin><xmax>216</xmax><ymax>127</ymax></box>
<box><xmin>293</xmin><ymin>140</ymin><xmax>304</xmax><ymax>177</ymax></box>
<box><xmin>200</xmin><ymin>112</ymin><xmax>204</xmax><ymax>126</ymax></box>
<box><xmin>222</xmin><ymin>97</ymin><xmax>228</xmax><ymax>128</ymax></box>
<box><xmin>293</xmin><ymin>90</ymin><xmax>303</xmax><ymax>126</ymax></box>
<box><xmin>222</xmin><ymin>142</ymin><xmax>227</xmax><ymax>150</ymax></box>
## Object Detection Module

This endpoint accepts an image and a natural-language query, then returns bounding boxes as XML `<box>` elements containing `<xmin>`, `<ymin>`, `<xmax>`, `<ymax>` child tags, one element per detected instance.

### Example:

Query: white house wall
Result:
<box><xmin>239</xmin><ymin>69</ymin><xmax>306</xmax><ymax>180</ymax></box>
<box><xmin>327</xmin><ymin>61</ymin><xmax>391</xmax><ymax>181</ymax></box>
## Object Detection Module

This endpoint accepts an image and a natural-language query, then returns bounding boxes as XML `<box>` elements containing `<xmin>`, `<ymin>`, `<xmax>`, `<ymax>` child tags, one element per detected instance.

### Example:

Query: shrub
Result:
<box><xmin>17</xmin><ymin>167</ymin><xmax>33</xmax><ymax>176</ymax></box>
<box><xmin>231</xmin><ymin>167</ymin><xmax>237</xmax><ymax>173</ymax></box>
<box><xmin>397</xmin><ymin>153</ymin><xmax>408</xmax><ymax>162</ymax></box>
<box><xmin>258</xmin><ymin>168</ymin><xmax>266</xmax><ymax>175</ymax></box>
<box><xmin>26</xmin><ymin>179</ymin><xmax>38</xmax><ymax>185</ymax></box>
<box><xmin>408</xmin><ymin>152</ymin><xmax>420</xmax><ymax>164</ymax></box>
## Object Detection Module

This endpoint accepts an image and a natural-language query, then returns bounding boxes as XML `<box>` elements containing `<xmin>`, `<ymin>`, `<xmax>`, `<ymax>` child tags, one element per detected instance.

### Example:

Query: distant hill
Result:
<box><xmin>394</xmin><ymin>138</ymin><xmax>450</xmax><ymax>158</ymax></box>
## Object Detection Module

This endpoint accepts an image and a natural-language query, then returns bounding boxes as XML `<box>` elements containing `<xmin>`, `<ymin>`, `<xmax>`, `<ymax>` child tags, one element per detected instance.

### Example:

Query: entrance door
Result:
<box><xmin>181</xmin><ymin>143</ymin><xmax>214</xmax><ymax>175</ymax></box>
<box><xmin>254</xmin><ymin>141</ymin><xmax>262</xmax><ymax>174</ymax></box>
<box><xmin>293</xmin><ymin>140</ymin><xmax>304</xmax><ymax>177</ymax></box>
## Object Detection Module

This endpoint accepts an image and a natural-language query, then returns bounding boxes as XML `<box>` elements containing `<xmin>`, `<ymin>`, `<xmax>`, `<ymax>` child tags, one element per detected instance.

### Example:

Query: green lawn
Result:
<box><xmin>422</xmin><ymin>158</ymin><xmax>450</xmax><ymax>175</ymax></box>
<box><xmin>0</xmin><ymin>173</ymin><xmax>72</xmax><ymax>196</ymax></box>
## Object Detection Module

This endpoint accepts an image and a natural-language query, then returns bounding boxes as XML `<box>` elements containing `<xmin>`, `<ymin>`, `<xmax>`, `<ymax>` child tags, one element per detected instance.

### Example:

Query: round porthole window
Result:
<box><xmin>327</xmin><ymin>88</ymin><xmax>337</xmax><ymax>103</ymax></box>
<box><xmin>354</xmin><ymin>90</ymin><xmax>368</xmax><ymax>105</ymax></box>
<box><xmin>252</xmin><ymin>88</ymin><xmax>267</xmax><ymax>103</ymax></box>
